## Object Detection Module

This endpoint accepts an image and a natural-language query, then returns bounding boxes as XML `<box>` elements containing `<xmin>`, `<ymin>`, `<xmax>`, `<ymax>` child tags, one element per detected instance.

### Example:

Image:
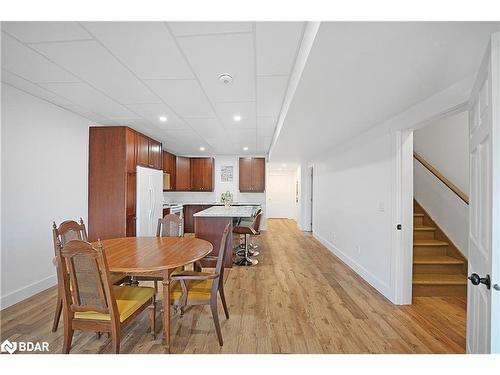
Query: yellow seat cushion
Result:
<box><xmin>170</xmin><ymin>271</ymin><xmax>214</xmax><ymax>301</ymax></box>
<box><xmin>74</xmin><ymin>286</ymin><xmax>155</xmax><ymax>323</ymax></box>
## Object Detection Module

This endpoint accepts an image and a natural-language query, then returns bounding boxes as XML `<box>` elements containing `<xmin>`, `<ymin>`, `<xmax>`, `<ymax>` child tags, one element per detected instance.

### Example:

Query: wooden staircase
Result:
<box><xmin>413</xmin><ymin>201</ymin><xmax>468</xmax><ymax>297</ymax></box>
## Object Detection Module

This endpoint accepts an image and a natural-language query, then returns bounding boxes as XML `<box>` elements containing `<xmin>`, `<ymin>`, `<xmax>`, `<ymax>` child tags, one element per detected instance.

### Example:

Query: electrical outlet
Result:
<box><xmin>378</xmin><ymin>201</ymin><xmax>385</xmax><ymax>212</ymax></box>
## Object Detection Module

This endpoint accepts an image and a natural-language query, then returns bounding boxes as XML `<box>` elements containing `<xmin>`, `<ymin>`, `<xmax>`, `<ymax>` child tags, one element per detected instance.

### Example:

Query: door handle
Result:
<box><xmin>468</xmin><ymin>273</ymin><xmax>491</xmax><ymax>289</ymax></box>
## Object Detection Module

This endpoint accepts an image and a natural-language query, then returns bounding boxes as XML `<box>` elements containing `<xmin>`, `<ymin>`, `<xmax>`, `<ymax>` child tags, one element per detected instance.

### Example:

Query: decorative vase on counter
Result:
<box><xmin>221</xmin><ymin>191</ymin><xmax>233</xmax><ymax>208</ymax></box>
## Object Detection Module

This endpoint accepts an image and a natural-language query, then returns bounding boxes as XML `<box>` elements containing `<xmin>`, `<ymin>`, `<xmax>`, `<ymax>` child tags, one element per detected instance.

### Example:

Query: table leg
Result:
<box><xmin>162</xmin><ymin>271</ymin><xmax>171</xmax><ymax>353</ymax></box>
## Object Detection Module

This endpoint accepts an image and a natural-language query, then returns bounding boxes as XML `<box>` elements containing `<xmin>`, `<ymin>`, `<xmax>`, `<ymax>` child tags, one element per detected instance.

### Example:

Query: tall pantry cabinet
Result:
<box><xmin>88</xmin><ymin>126</ymin><xmax>162</xmax><ymax>241</ymax></box>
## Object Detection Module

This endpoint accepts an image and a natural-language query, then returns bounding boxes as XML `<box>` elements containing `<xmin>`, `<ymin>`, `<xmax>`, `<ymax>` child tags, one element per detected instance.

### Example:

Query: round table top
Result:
<box><xmin>99</xmin><ymin>236</ymin><xmax>213</xmax><ymax>274</ymax></box>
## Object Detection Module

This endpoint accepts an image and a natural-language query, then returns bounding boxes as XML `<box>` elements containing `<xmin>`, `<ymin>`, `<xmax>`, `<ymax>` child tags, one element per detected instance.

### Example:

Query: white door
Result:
<box><xmin>466</xmin><ymin>33</ymin><xmax>500</xmax><ymax>354</ymax></box>
<box><xmin>267</xmin><ymin>172</ymin><xmax>296</xmax><ymax>218</ymax></box>
<box><xmin>151</xmin><ymin>169</ymin><xmax>164</xmax><ymax>228</ymax></box>
<box><xmin>136</xmin><ymin>166</ymin><xmax>153</xmax><ymax>236</ymax></box>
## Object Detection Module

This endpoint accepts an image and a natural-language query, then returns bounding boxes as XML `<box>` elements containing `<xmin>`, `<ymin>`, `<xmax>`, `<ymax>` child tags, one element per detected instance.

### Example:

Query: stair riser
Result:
<box><xmin>413</xmin><ymin>217</ymin><xmax>424</xmax><ymax>226</ymax></box>
<box><xmin>413</xmin><ymin>284</ymin><xmax>467</xmax><ymax>297</ymax></box>
<box><xmin>414</xmin><ymin>246</ymin><xmax>448</xmax><ymax>256</ymax></box>
<box><xmin>413</xmin><ymin>263</ymin><xmax>464</xmax><ymax>274</ymax></box>
<box><xmin>413</xmin><ymin>230</ymin><xmax>435</xmax><ymax>240</ymax></box>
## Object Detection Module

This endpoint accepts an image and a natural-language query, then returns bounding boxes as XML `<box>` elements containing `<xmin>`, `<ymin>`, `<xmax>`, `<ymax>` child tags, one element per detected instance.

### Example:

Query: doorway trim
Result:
<box><xmin>308</xmin><ymin>166</ymin><xmax>314</xmax><ymax>232</ymax></box>
<box><xmin>392</xmin><ymin>130</ymin><xmax>414</xmax><ymax>305</ymax></box>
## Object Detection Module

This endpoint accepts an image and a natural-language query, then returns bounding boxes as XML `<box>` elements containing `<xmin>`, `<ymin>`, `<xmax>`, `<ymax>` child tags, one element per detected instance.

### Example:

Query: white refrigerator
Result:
<box><xmin>136</xmin><ymin>166</ymin><xmax>163</xmax><ymax>236</ymax></box>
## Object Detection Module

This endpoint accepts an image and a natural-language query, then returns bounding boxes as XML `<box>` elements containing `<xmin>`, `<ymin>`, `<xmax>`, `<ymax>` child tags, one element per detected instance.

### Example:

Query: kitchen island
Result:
<box><xmin>194</xmin><ymin>205</ymin><xmax>258</xmax><ymax>268</ymax></box>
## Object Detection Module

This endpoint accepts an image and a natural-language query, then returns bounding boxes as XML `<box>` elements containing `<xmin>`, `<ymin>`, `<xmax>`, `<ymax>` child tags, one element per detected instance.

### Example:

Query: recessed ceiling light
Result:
<box><xmin>243</xmin><ymin>147</ymin><xmax>249</xmax><ymax>151</ymax></box>
<box><xmin>233</xmin><ymin>115</ymin><xmax>242</xmax><ymax>122</ymax></box>
<box><xmin>199</xmin><ymin>147</ymin><xmax>205</xmax><ymax>151</ymax></box>
<box><xmin>159</xmin><ymin>116</ymin><xmax>167</xmax><ymax>122</ymax></box>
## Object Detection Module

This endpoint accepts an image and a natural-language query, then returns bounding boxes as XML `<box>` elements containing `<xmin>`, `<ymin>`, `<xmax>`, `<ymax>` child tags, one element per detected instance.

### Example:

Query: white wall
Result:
<box><xmin>163</xmin><ymin>155</ymin><xmax>267</xmax><ymax>230</ymax></box>
<box><xmin>312</xmin><ymin>131</ymin><xmax>397</xmax><ymax>302</ymax></box>
<box><xmin>297</xmin><ymin>164</ymin><xmax>313</xmax><ymax>231</ymax></box>
<box><xmin>266</xmin><ymin>169</ymin><xmax>298</xmax><ymax>219</ymax></box>
<box><xmin>414</xmin><ymin>111</ymin><xmax>469</xmax><ymax>194</ymax></box>
<box><xmin>413</xmin><ymin>111</ymin><xmax>469</xmax><ymax>257</ymax></box>
<box><xmin>1</xmin><ymin>84</ymin><xmax>90</xmax><ymax>309</ymax></box>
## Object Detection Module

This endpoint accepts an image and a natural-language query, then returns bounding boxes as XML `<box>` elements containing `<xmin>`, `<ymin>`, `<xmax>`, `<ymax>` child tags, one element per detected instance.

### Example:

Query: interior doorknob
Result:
<box><xmin>468</xmin><ymin>273</ymin><xmax>491</xmax><ymax>289</ymax></box>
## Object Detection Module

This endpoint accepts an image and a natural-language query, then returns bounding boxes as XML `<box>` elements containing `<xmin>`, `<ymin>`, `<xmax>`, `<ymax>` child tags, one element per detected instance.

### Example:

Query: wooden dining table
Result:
<box><xmin>99</xmin><ymin>236</ymin><xmax>213</xmax><ymax>353</ymax></box>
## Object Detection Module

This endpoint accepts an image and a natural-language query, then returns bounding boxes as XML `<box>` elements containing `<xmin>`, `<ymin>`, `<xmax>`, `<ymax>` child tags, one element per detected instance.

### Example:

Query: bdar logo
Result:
<box><xmin>1</xmin><ymin>339</ymin><xmax>17</xmax><ymax>354</ymax></box>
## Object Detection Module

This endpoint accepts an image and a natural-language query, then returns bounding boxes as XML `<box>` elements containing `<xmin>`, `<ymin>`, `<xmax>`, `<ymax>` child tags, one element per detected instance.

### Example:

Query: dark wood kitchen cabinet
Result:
<box><xmin>176</xmin><ymin>156</ymin><xmax>191</xmax><ymax>191</ymax></box>
<box><xmin>239</xmin><ymin>157</ymin><xmax>266</xmax><ymax>192</ymax></box>
<box><xmin>88</xmin><ymin>126</ymin><xmax>162</xmax><ymax>241</ymax></box>
<box><xmin>162</xmin><ymin>151</ymin><xmax>176</xmax><ymax>191</ymax></box>
<box><xmin>148</xmin><ymin>139</ymin><xmax>162</xmax><ymax>170</ymax></box>
<box><xmin>190</xmin><ymin>157</ymin><xmax>214</xmax><ymax>191</ymax></box>
<box><xmin>137</xmin><ymin>133</ymin><xmax>162</xmax><ymax>170</ymax></box>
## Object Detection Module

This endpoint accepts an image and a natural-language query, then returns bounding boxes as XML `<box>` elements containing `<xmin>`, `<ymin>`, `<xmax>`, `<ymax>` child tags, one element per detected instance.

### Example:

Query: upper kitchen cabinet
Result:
<box><xmin>136</xmin><ymin>133</ymin><xmax>162</xmax><ymax>170</ymax></box>
<box><xmin>162</xmin><ymin>151</ymin><xmax>176</xmax><ymax>191</ymax></box>
<box><xmin>176</xmin><ymin>156</ymin><xmax>191</xmax><ymax>191</ymax></box>
<box><xmin>148</xmin><ymin>139</ymin><xmax>162</xmax><ymax>170</ymax></box>
<box><xmin>190</xmin><ymin>157</ymin><xmax>214</xmax><ymax>191</ymax></box>
<box><xmin>136</xmin><ymin>132</ymin><xmax>149</xmax><ymax>167</ymax></box>
<box><xmin>239</xmin><ymin>157</ymin><xmax>266</xmax><ymax>192</ymax></box>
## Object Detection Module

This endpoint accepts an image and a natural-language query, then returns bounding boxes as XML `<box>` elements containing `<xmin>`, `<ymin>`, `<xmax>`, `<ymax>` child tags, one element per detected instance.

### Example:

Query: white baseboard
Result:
<box><xmin>1</xmin><ymin>274</ymin><xmax>57</xmax><ymax>310</ymax></box>
<box><xmin>313</xmin><ymin>231</ymin><xmax>395</xmax><ymax>303</ymax></box>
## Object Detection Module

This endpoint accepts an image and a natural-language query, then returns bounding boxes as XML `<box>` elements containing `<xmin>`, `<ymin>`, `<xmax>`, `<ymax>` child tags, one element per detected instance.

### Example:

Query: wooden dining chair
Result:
<box><xmin>170</xmin><ymin>223</ymin><xmax>231</xmax><ymax>346</ymax></box>
<box><xmin>51</xmin><ymin>219</ymin><xmax>128</xmax><ymax>332</ymax></box>
<box><xmin>156</xmin><ymin>213</ymin><xmax>183</xmax><ymax>237</ymax></box>
<box><xmin>134</xmin><ymin>214</ymin><xmax>184</xmax><ymax>291</ymax></box>
<box><xmin>55</xmin><ymin>238</ymin><xmax>156</xmax><ymax>354</ymax></box>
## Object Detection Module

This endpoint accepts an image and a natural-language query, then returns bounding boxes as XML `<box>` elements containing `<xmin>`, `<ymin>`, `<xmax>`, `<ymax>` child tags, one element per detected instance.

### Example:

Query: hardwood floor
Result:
<box><xmin>0</xmin><ymin>219</ymin><xmax>466</xmax><ymax>354</ymax></box>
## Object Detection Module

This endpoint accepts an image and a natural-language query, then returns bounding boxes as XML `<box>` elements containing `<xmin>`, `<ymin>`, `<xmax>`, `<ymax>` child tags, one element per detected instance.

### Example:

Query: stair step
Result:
<box><xmin>413</xmin><ymin>273</ymin><xmax>467</xmax><ymax>285</ymax></box>
<box><xmin>413</xmin><ymin>255</ymin><xmax>464</xmax><ymax>265</ymax></box>
<box><xmin>414</xmin><ymin>226</ymin><xmax>436</xmax><ymax>231</ymax></box>
<box><xmin>413</xmin><ymin>226</ymin><xmax>437</xmax><ymax>239</ymax></box>
<box><xmin>414</xmin><ymin>239</ymin><xmax>449</xmax><ymax>256</ymax></box>
<box><xmin>413</xmin><ymin>239</ymin><xmax>448</xmax><ymax>247</ymax></box>
<box><xmin>413</xmin><ymin>213</ymin><xmax>425</xmax><ymax>226</ymax></box>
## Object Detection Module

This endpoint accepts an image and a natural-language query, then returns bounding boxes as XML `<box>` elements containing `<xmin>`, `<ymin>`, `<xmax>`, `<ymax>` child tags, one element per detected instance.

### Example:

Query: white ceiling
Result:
<box><xmin>270</xmin><ymin>22</ymin><xmax>500</xmax><ymax>163</ymax></box>
<box><xmin>1</xmin><ymin>21</ymin><xmax>305</xmax><ymax>156</ymax></box>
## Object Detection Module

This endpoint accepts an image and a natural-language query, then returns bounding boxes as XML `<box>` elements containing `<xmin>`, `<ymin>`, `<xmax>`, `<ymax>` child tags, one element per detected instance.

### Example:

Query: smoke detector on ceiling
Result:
<box><xmin>218</xmin><ymin>73</ymin><xmax>233</xmax><ymax>85</ymax></box>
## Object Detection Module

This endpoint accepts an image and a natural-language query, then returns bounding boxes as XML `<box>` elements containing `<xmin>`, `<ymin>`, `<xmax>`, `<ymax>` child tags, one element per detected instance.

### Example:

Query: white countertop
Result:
<box><xmin>165</xmin><ymin>202</ymin><xmax>262</xmax><ymax>206</ymax></box>
<box><xmin>193</xmin><ymin>205</ymin><xmax>255</xmax><ymax>218</ymax></box>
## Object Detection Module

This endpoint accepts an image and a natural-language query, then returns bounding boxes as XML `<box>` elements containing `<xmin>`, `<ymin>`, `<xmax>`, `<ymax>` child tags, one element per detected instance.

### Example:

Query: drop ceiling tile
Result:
<box><xmin>145</xmin><ymin>79</ymin><xmax>214</xmax><ymax>118</ymax></box>
<box><xmin>1</xmin><ymin>69</ymin><xmax>75</xmax><ymax>107</ymax></box>
<box><xmin>214</xmin><ymin>101</ymin><xmax>256</xmax><ymax>129</ymax></box>
<box><xmin>257</xmin><ymin>75</ymin><xmax>288</xmax><ymax>117</ymax></box>
<box><xmin>82</xmin><ymin>22</ymin><xmax>193</xmax><ymax>80</ymax></box>
<box><xmin>177</xmin><ymin>33</ymin><xmax>255</xmax><ymax>102</ymax></box>
<box><xmin>63</xmin><ymin>104</ymin><xmax>112</xmax><ymax>123</ymax></box>
<box><xmin>2</xmin><ymin>22</ymin><xmax>91</xmax><ymax>43</ymax></box>
<box><xmin>168</xmin><ymin>22</ymin><xmax>252</xmax><ymax>37</ymax></box>
<box><xmin>31</xmin><ymin>40</ymin><xmax>158</xmax><ymax>104</ymax></box>
<box><xmin>39</xmin><ymin>82</ymin><xmax>140</xmax><ymax>120</ymax></box>
<box><xmin>126</xmin><ymin>103</ymin><xmax>186</xmax><ymax>130</ymax></box>
<box><xmin>256</xmin><ymin>22</ymin><xmax>303</xmax><ymax>75</ymax></box>
<box><xmin>258</xmin><ymin>135</ymin><xmax>273</xmax><ymax>151</ymax></box>
<box><xmin>185</xmin><ymin>118</ymin><xmax>226</xmax><ymax>139</ymax></box>
<box><xmin>226</xmin><ymin>128</ymin><xmax>256</xmax><ymax>144</ymax></box>
<box><xmin>257</xmin><ymin>116</ymin><xmax>277</xmax><ymax>137</ymax></box>
<box><xmin>1</xmin><ymin>33</ymin><xmax>79</xmax><ymax>83</ymax></box>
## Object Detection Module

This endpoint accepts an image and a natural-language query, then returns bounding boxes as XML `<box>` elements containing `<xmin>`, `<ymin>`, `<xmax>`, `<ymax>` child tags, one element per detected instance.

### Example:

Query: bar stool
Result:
<box><xmin>233</xmin><ymin>211</ymin><xmax>262</xmax><ymax>266</ymax></box>
<box><xmin>235</xmin><ymin>208</ymin><xmax>261</xmax><ymax>256</ymax></box>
